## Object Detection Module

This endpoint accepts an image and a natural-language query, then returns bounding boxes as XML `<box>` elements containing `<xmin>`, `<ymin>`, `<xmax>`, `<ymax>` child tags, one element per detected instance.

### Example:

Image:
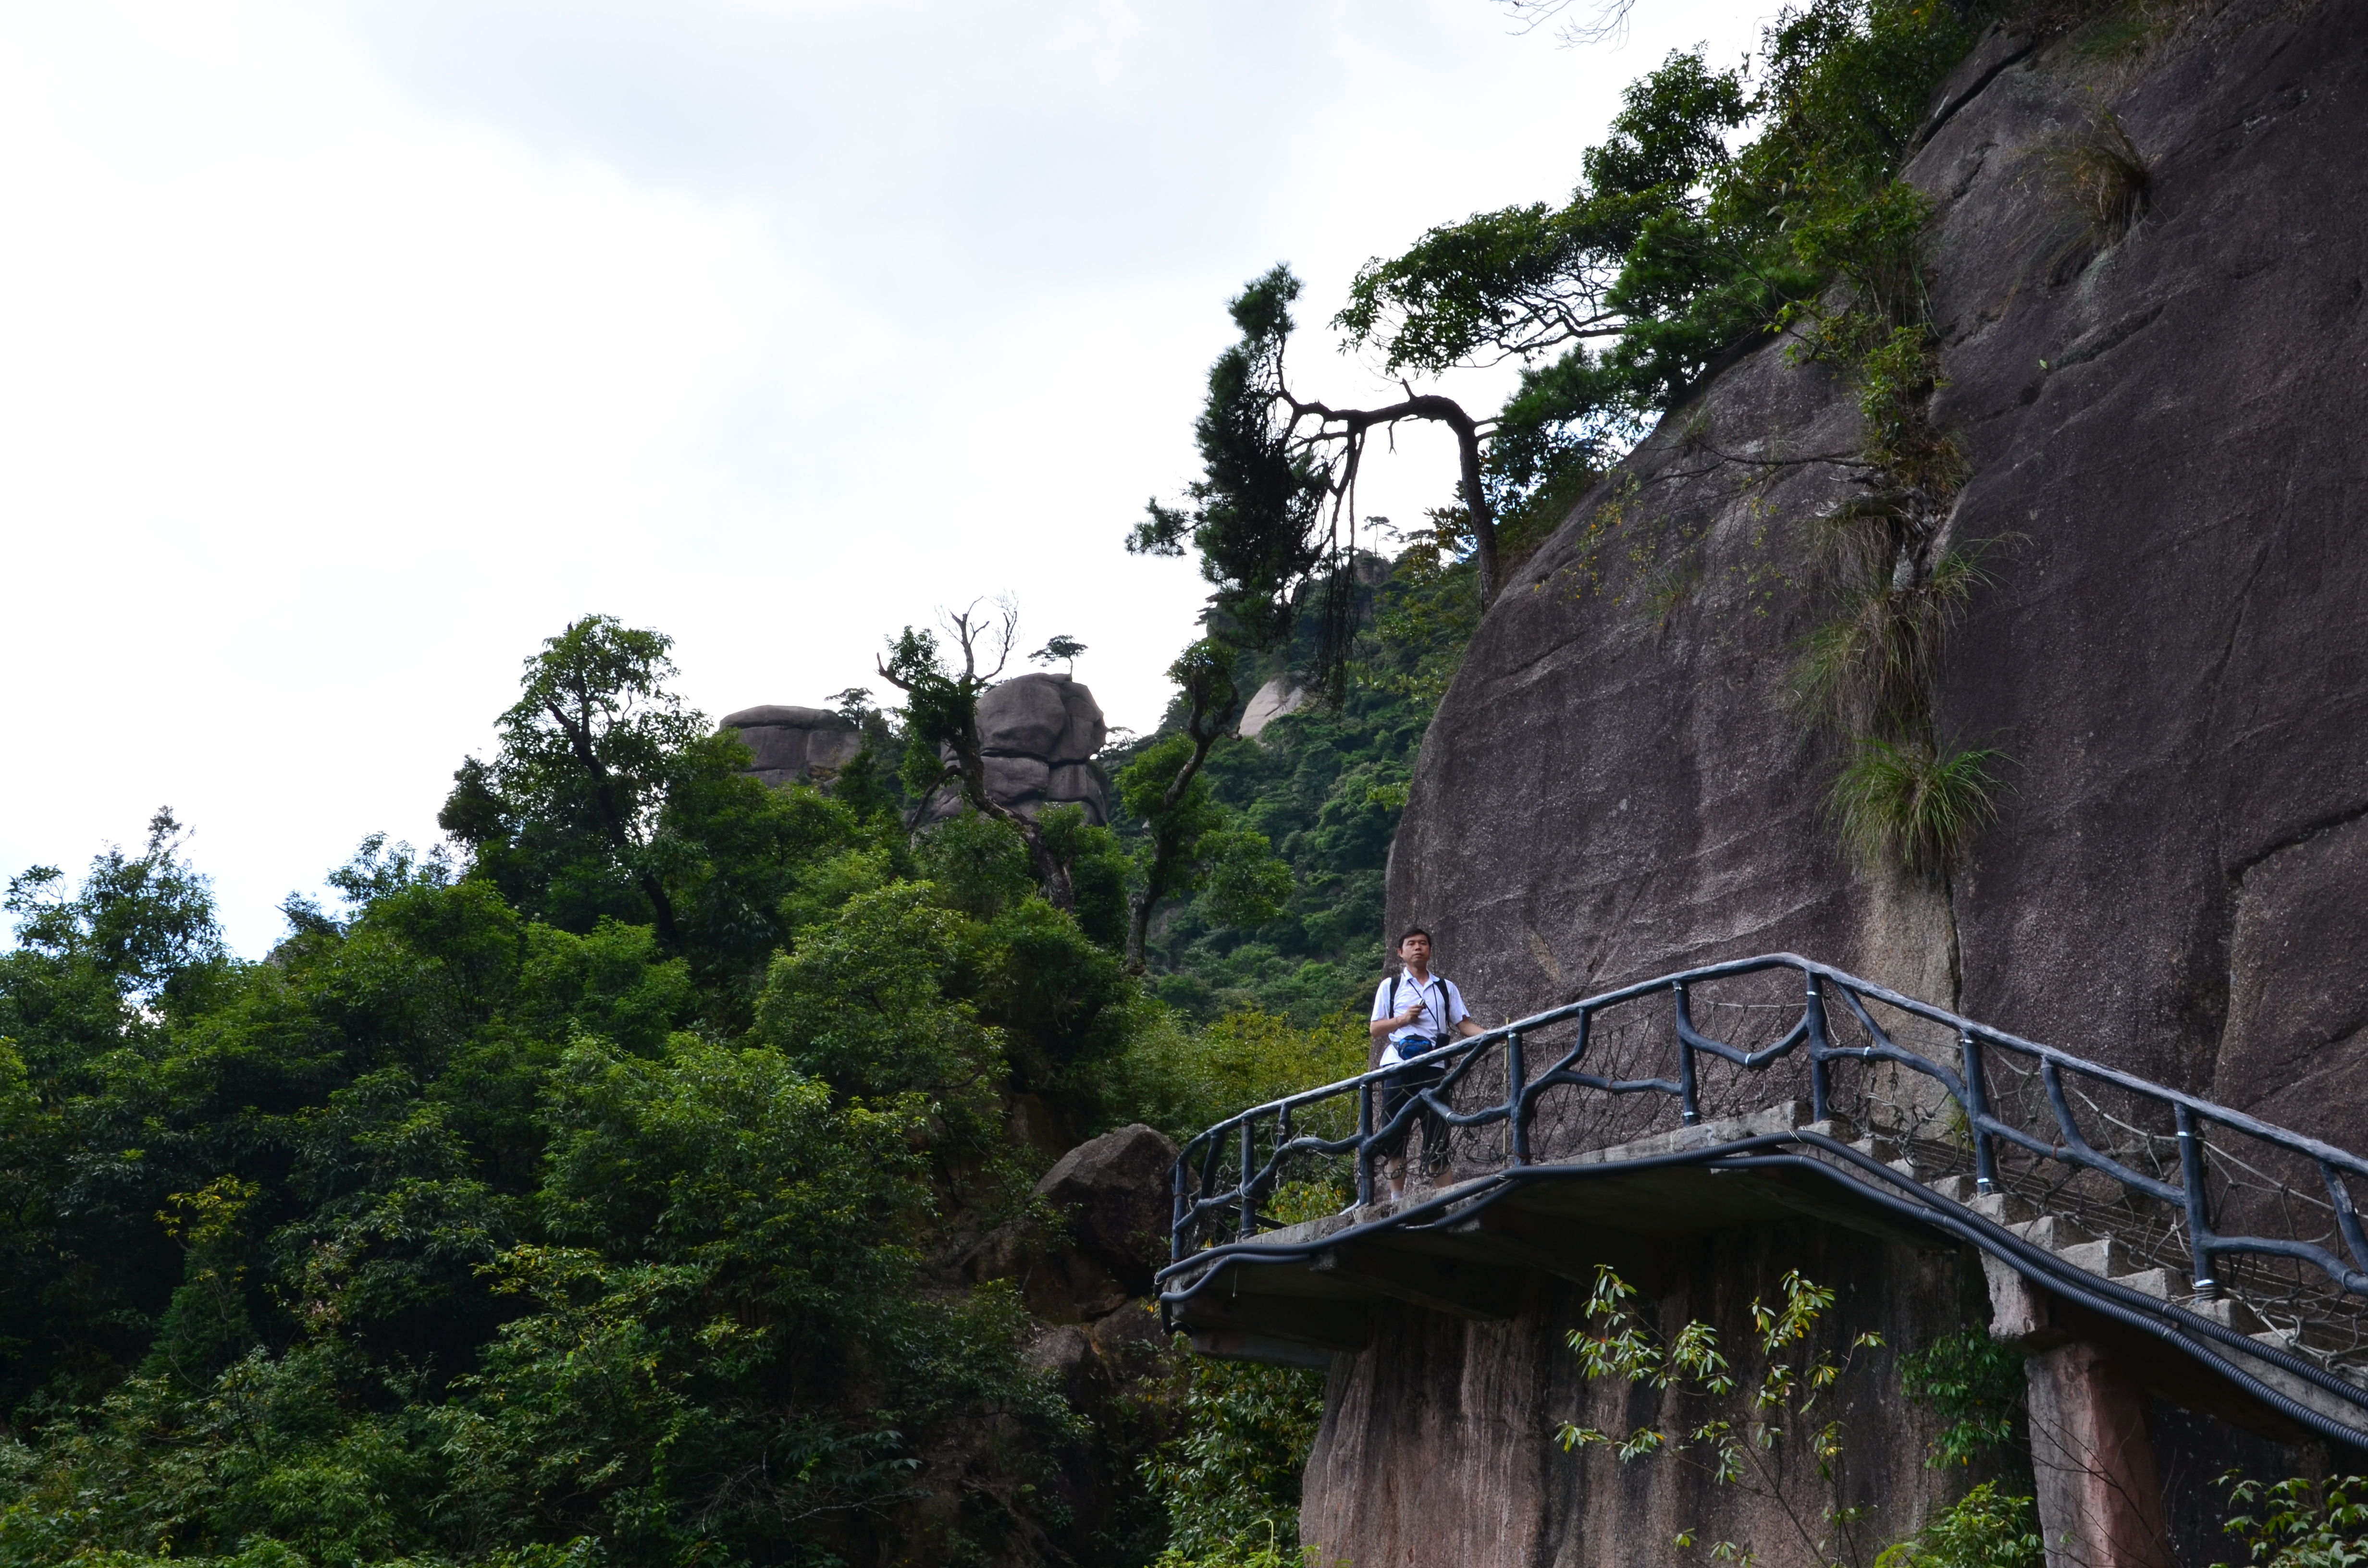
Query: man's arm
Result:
<box><xmin>1447</xmin><ymin>981</ymin><xmax>1484</xmax><ymax>1039</ymax></box>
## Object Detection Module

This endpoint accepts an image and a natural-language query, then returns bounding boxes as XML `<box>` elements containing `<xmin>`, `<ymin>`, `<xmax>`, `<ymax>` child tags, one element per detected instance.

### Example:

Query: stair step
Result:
<box><xmin>1970</xmin><ymin>1190</ymin><xmax>2036</xmax><ymax>1225</ymax></box>
<box><xmin>2186</xmin><ymin>1295</ymin><xmax>2268</xmax><ymax>1335</ymax></box>
<box><xmin>2008</xmin><ymin>1214</ymin><xmax>2097</xmax><ymax>1250</ymax></box>
<box><xmin>2056</xmin><ymin>1237</ymin><xmax>2132</xmax><ymax>1277</ymax></box>
<box><xmin>2112</xmin><ymin>1267</ymin><xmax>2176</xmax><ymax>1299</ymax></box>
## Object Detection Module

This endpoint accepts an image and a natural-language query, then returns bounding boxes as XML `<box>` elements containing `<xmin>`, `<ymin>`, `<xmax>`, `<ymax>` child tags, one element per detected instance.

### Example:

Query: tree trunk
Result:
<box><xmin>1447</xmin><ymin>410</ymin><xmax>1501</xmax><ymax>610</ymax></box>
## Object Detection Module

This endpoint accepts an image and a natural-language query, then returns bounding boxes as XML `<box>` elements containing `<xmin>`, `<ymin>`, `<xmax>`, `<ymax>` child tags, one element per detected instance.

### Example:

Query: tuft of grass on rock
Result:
<box><xmin>1826</xmin><ymin>735</ymin><xmax>2004</xmax><ymax>877</ymax></box>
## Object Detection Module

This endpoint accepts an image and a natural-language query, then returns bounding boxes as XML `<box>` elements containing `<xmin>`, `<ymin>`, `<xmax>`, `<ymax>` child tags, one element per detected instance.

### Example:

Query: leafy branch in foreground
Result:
<box><xmin>1898</xmin><ymin>1328</ymin><xmax>2026</xmax><ymax>1469</ymax></box>
<box><xmin>1874</xmin><ymin>1483</ymin><xmax>2044</xmax><ymax>1568</ymax></box>
<box><xmin>2216</xmin><ymin>1473</ymin><xmax>2368</xmax><ymax>1568</ymax></box>
<box><xmin>1559</xmin><ymin>1266</ymin><xmax>1885</xmax><ymax>1568</ymax></box>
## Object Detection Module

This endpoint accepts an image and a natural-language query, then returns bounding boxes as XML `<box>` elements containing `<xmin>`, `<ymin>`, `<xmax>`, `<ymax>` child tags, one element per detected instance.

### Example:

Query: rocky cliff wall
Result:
<box><xmin>1339</xmin><ymin>7</ymin><xmax>2368</xmax><ymax>1562</ymax></box>
<box><xmin>1300</xmin><ymin>1225</ymin><xmax>1981</xmax><ymax>1568</ymax></box>
<box><xmin>1389</xmin><ymin>0</ymin><xmax>2368</xmax><ymax>1143</ymax></box>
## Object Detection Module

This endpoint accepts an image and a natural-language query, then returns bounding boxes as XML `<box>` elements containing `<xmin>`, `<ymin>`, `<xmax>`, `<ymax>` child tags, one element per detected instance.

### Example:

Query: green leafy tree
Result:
<box><xmin>441</xmin><ymin>615</ymin><xmax>706</xmax><ymax>944</ymax></box>
<box><xmin>442</xmin><ymin>614</ymin><xmax>874</xmax><ymax>1009</ymax></box>
<box><xmin>1131</xmin><ymin>266</ymin><xmax>1506</xmax><ymax>698</ymax></box>
<box><xmin>1117</xmin><ymin>641</ymin><xmax>1290</xmax><ymax>974</ymax></box>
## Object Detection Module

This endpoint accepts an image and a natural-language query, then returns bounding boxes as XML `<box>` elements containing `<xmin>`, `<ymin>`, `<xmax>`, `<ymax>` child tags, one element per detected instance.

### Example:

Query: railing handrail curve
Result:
<box><xmin>1168</xmin><ymin>953</ymin><xmax>2368</xmax><ymax>1316</ymax></box>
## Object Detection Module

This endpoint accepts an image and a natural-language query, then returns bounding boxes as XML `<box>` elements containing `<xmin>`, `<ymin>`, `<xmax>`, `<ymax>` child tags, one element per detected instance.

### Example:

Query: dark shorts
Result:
<box><xmin>1376</xmin><ymin>1045</ymin><xmax>1451</xmax><ymax>1166</ymax></box>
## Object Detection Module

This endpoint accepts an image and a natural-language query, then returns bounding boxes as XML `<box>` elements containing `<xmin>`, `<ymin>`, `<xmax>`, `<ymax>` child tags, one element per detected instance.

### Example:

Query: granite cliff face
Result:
<box><xmin>1390</xmin><ymin>0</ymin><xmax>2368</xmax><ymax>1140</ymax></box>
<box><xmin>1319</xmin><ymin>5</ymin><xmax>2368</xmax><ymax>1563</ymax></box>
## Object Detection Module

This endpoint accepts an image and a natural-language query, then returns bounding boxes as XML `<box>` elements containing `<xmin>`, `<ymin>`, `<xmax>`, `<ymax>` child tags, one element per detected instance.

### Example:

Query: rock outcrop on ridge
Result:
<box><xmin>719</xmin><ymin>705</ymin><xmax>864</xmax><ymax>789</ymax></box>
<box><xmin>922</xmin><ymin>671</ymin><xmax>1112</xmax><ymax>826</ymax></box>
<box><xmin>727</xmin><ymin>674</ymin><xmax>1111</xmax><ymax>823</ymax></box>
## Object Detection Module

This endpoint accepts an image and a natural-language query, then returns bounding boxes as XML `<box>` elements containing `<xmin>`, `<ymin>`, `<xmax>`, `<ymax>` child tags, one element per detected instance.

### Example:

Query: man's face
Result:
<box><xmin>1399</xmin><ymin>934</ymin><xmax>1431</xmax><ymax>968</ymax></box>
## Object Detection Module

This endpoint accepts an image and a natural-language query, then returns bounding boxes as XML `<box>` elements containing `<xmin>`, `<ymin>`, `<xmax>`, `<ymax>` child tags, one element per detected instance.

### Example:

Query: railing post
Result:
<box><xmin>1675</xmin><ymin>982</ymin><xmax>1700</xmax><ymax>1125</ymax></box>
<box><xmin>1805</xmin><ymin>972</ymin><xmax>1831</xmax><ymax>1125</ymax></box>
<box><xmin>1172</xmin><ymin>1157</ymin><xmax>1186</xmax><ymax>1264</ymax></box>
<box><xmin>1959</xmin><ymin>1029</ymin><xmax>1997</xmax><ymax>1195</ymax></box>
<box><xmin>1506</xmin><ymin>1030</ymin><xmax>1528</xmax><ymax>1165</ymax></box>
<box><xmin>2177</xmin><ymin>1104</ymin><xmax>2217</xmax><ymax>1299</ymax></box>
<box><xmin>1238</xmin><ymin>1119</ymin><xmax>1257</xmax><ymax>1240</ymax></box>
<box><xmin>1357</xmin><ymin>1080</ymin><xmax>1375</xmax><ymax>1208</ymax></box>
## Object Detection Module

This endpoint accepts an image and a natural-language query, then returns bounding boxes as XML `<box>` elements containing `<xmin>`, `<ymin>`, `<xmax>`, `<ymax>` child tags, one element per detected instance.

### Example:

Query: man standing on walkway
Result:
<box><xmin>1368</xmin><ymin>927</ymin><xmax>1484</xmax><ymax>1203</ymax></box>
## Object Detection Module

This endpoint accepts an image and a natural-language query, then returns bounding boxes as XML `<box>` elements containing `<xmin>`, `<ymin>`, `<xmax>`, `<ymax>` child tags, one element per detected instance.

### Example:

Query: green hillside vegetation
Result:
<box><xmin>0</xmin><ymin>600</ymin><xmax>1403</xmax><ymax>1568</ymax></box>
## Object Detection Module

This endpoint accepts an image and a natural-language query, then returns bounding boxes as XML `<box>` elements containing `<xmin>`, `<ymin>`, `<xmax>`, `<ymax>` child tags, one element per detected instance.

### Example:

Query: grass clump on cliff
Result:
<box><xmin>1828</xmin><ymin>736</ymin><xmax>2004</xmax><ymax>875</ymax></box>
<box><xmin>2045</xmin><ymin>104</ymin><xmax>2152</xmax><ymax>252</ymax></box>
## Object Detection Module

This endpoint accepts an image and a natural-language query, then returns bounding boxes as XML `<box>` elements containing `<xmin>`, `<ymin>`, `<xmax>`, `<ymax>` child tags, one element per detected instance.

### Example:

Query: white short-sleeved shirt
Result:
<box><xmin>1371</xmin><ymin>971</ymin><xmax>1468</xmax><ymax>1066</ymax></box>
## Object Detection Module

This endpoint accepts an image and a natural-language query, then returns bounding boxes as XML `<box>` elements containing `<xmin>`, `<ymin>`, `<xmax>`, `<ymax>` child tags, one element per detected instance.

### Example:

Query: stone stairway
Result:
<box><xmin>1841</xmin><ymin>1129</ymin><xmax>2362</xmax><ymax>1383</ymax></box>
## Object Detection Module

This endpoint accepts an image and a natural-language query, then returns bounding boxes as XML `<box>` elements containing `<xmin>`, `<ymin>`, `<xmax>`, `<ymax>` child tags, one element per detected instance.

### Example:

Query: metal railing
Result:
<box><xmin>1168</xmin><ymin>954</ymin><xmax>2368</xmax><ymax>1362</ymax></box>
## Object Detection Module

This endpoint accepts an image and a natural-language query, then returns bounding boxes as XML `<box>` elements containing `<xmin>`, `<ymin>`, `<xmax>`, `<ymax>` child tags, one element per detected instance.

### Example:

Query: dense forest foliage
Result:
<box><xmin>0</xmin><ymin>2</ymin><xmax>2155</xmax><ymax>1564</ymax></box>
<box><xmin>0</xmin><ymin>611</ymin><xmax>1375</xmax><ymax>1568</ymax></box>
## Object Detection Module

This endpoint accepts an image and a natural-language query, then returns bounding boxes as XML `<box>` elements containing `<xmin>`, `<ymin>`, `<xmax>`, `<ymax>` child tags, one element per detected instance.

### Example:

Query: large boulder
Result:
<box><xmin>1238</xmin><ymin>675</ymin><xmax>1308</xmax><ymax>740</ymax></box>
<box><xmin>720</xmin><ymin>705</ymin><xmax>864</xmax><ymax>789</ymax></box>
<box><xmin>922</xmin><ymin>672</ymin><xmax>1112</xmax><ymax>825</ymax></box>
<box><xmin>1032</xmin><ymin>1122</ymin><xmax>1178</xmax><ymax>1296</ymax></box>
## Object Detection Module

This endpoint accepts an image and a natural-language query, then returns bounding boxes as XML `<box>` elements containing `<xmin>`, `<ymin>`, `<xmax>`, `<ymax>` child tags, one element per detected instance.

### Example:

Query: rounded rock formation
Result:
<box><xmin>719</xmin><ymin>705</ymin><xmax>864</xmax><ymax>789</ymax></box>
<box><xmin>924</xmin><ymin>672</ymin><xmax>1111</xmax><ymax>825</ymax></box>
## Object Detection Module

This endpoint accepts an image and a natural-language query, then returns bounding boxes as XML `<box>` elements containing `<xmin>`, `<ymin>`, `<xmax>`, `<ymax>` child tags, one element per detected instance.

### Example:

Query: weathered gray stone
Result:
<box><xmin>960</xmin><ymin>1217</ymin><xmax>1132</xmax><ymax>1325</ymax></box>
<box><xmin>1237</xmin><ymin>675</ymin><xmax>1308</xmax><ymax>740</ymax></box>
<box><xmin>977</xmin><ymin>674</ymin><xmax>1072</xmax><ymax>757</ymax></box>
<box><xmin>979</xmin><ymin>753</ymin><xmax>1052</xmax><ymax>803</ymax></box>
<box><xmin>1048</xmin><ymin>762</ymin><xmax>1099</xmax><ymax>803</ymax></box>
<box><xmin>720</xmin><ymin>704</ymin><xmax>863</xmax><ymax>789</ymax></box>
<box><xmin>2212</xmin><ymin>814</ymin><xmax>2368</xmax><ymax>1135</ymax></box>
<box><xmin>721</xmin><ymin>704</ymin><xmax>839</xmax><ymax>730</ymax></box>
<box><xmin>1034</xmin><ymin>1122</ymin><xmax>1178</xmax><ymax>1296</ymax></box>
<box><xmin>1053</xmin><ymin>678</ymin><xmax>1108</xmax><ymax>762</ymax></box>
<box><xmin>920</xmin><ymin>673</ymin><xmax>1112</xmax><ymax>825</ymax></box>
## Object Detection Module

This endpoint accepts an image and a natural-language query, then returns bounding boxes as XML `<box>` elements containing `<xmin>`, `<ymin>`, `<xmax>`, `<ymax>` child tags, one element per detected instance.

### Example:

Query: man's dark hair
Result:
<box><xmin>1397</xmin><ymin>926</ymin><xmax>1432</xmax><ymax>947</ymax></box>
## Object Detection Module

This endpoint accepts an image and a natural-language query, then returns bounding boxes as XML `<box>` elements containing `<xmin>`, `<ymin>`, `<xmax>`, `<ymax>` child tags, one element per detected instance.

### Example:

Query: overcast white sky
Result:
<box><xmin>0</xmin><ymin>0</ymin><xmax>1771</xmax><ymax>957</ymax></box>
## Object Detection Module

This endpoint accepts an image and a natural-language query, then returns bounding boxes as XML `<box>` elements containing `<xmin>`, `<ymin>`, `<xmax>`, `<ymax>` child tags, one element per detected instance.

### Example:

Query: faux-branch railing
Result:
<box><xmin>1166</xmin><ymin>954</ymin><xmax>2368</xmax><ymax>1316</ymax></box>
